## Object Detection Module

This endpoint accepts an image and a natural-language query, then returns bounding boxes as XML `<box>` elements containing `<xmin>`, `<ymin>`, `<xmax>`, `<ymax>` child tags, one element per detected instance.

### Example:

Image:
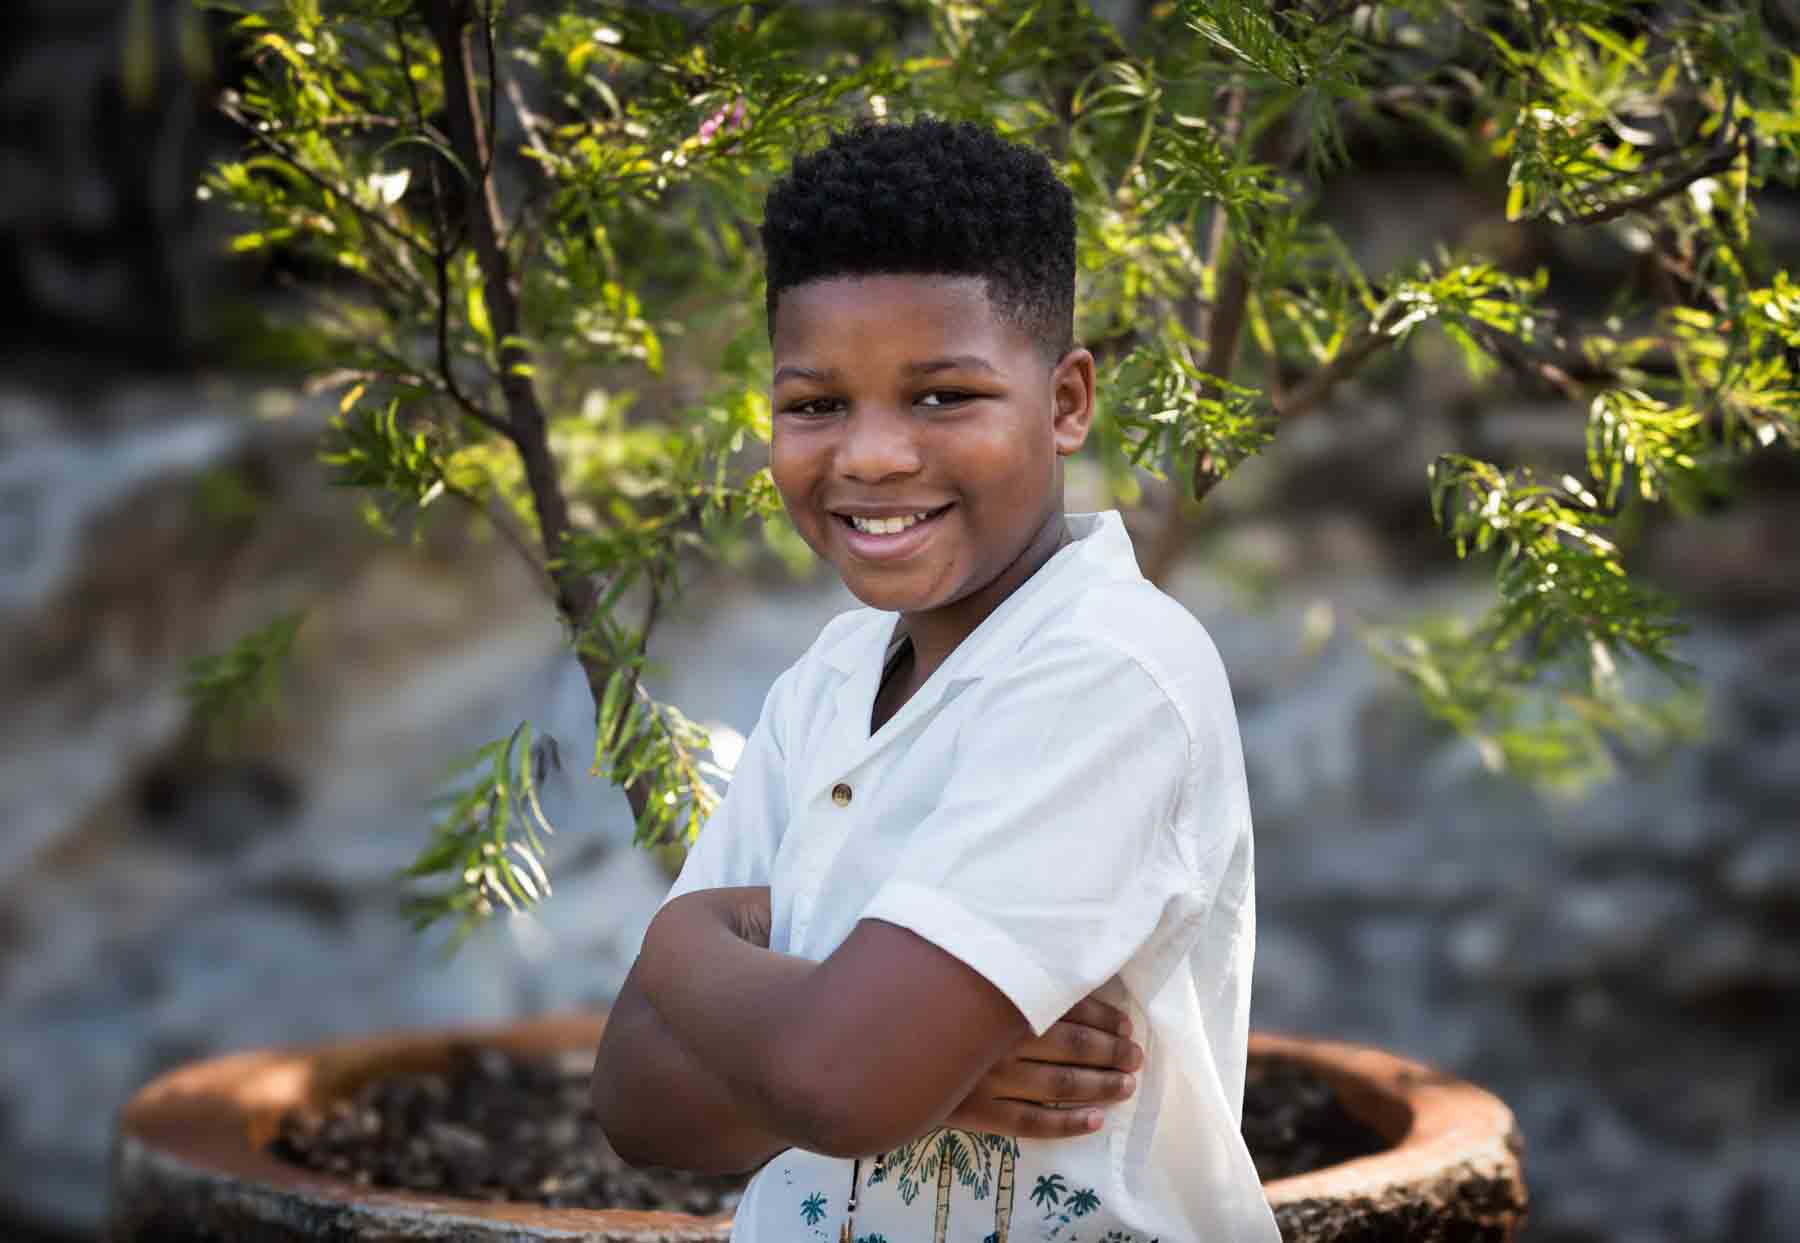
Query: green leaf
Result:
<box><xmin>185</xmin><ymin>612</ymin><xmax>307</xmax><ymax>745</ymax></box>
<box><xmin>468</xmin><ymin>283</ymin><xmax>494</xmax><ymax>351</ymax></box>
<box><xmin>402</xmin><ymin>719</ymin><xmax>564</xmax><ymax>946</ymax></box>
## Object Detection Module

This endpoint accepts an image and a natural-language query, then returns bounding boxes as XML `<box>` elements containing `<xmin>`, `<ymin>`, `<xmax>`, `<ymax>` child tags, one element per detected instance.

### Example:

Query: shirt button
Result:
<box><xmin>831</xmin><ymin>782</ymin><xmax>853</xmax><ymax>807</ymax></box>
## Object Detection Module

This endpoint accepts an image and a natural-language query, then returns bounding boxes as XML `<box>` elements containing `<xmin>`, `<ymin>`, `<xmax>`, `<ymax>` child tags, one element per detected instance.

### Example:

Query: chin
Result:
<box><xmin>836</xmin><ymin>567</ymin><xmax>951</xmax><ymax>615</ymax></box>
<box><xmin>842</xmin><ymin>580</ymin><xmax>933</xmax><ymax>614</ymax></box>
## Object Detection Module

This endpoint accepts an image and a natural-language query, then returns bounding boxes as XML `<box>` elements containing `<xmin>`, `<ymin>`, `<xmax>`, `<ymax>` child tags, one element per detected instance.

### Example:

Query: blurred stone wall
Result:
<box><xmin>1164</xmin><ymin>446</ymin><xmax>1800</xmax><ymax>1243</ymax></box>
<box><xmin>2</xmin><ymin>6</ymin><xmax>1797</xmax><ymax>1243</ymax></box>
<box><xmin>3</xmin><ymin>0</ymin><xmax>232</xmax><ymax>375</ymax></box>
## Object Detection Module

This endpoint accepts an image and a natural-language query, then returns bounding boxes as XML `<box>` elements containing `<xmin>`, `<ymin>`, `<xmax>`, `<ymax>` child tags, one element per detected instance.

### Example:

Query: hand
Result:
<box><xmin>706</xmin><ymin>885</ymin><xmax>773</xmax><ymax>949</ymax></box>
<box><xmin>944</xmin><ymin>995</ymin><xmax>1143</xmax><ymax>1140</ymax></box>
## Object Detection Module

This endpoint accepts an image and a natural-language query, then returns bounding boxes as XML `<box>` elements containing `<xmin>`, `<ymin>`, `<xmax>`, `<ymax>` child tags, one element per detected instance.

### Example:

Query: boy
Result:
<box><xmin>592</xmin><ymin>118</ymin><xmax>1278</xmax><ymax>1243</ymax></box>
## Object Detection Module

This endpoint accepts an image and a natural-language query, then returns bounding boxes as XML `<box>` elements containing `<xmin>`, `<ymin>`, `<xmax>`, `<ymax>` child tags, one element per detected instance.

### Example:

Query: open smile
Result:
<box><xmin>832</xmin><ymin>503</ymin><xmax>954</xmax><ymax>561</ymax></box>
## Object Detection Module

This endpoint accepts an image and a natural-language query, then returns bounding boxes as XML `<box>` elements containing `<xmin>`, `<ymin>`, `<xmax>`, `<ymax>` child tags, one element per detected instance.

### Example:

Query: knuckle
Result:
<box><xmin>1010</xmin><ymin>1104</ymin><xmax>1046</xmax><ymax>1136</ymax></box>
<box><xmin>1053</xmin><ymin>1067</ymin><xmax>1080</xmax><ymax>1098</ymax></box>
<box><xmin>1017</xmin><ymin>1064</ymin><xmax>1050</xmax><ymax>1100</ymax></box>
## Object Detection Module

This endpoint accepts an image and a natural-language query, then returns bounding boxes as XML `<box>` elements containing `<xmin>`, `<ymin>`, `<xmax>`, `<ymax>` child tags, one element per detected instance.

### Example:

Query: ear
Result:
<box><xmin>1049</xmin><ymin>347</ymin><xmax>1096</xmax><ymax>457</ymax></box>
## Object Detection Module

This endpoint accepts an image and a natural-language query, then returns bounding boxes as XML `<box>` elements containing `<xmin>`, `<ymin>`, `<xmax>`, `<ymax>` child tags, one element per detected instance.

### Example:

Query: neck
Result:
<box><xmin>899</xmin><ymin>507</ymin><xmax>1072</xmax><ymax>678</ymax></box>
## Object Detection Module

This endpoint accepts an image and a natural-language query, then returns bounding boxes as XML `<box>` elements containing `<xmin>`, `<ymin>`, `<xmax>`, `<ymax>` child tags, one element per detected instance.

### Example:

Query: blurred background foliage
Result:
<box><xmin>6</xmin><ymin>4</ymin><xmax>1800</xmax><ymax>1240</ymax></box>
<box><xmin>190</xmin><ymin>0</ymin><xmax>1800</xmax><ymax>943</ymax></box>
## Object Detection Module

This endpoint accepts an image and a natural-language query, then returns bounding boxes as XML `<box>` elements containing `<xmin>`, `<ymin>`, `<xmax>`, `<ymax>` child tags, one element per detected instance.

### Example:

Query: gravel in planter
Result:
<box><xmin>272</xmin><ymin>1046</ymin><xmax>1387</xmax><ymax>1211</ymax></box>
<box><xmin>272</xmin><ymin>1044</ymin><xmax>748</xmax><ymax>1215</ymax></box>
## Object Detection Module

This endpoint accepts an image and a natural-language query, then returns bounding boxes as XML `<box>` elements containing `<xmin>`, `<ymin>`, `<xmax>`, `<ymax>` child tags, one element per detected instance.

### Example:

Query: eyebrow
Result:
<box><xmin>771</xmin><ymin>364</ymin><xmax>839</xmax><ymax>385</ymax></box>
<box><xmin>905</xmin><ymin>355</ymin><xmax>998</xmax><ymax>377</ymax></box>
<box><xmin>771</xmin><ymin>355</ymin><xmax>998</xmax><ymax>385</ymax></box>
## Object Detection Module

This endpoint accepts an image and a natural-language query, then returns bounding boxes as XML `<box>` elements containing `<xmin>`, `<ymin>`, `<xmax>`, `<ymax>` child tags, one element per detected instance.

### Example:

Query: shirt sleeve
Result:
<box><xmin>858</xmin><ymin>637</ymin><xmax>1197</xmax><ymax>1036</ymax></box>
<box><xmin>659</xmin><ymin>665</ymin><xmax>796</xmax><ymax>908</ymax></box>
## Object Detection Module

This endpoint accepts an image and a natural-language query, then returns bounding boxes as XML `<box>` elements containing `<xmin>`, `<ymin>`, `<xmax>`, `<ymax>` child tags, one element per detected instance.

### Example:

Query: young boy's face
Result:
<box><xmin>769</xmin><ymin>274</ymin><xmax>1093</xmax><ymax>623</ymax></box>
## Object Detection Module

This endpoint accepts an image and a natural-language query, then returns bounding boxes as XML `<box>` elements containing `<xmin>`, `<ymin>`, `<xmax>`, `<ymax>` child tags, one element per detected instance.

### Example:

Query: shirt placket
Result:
<box><xmin>789</xmin><ymin>759</ymin><xmax>881</xmax><ymax>949</ymax></box>
<box><xmin>786</xmin><ymin>593</ymin><xmax>1030</xmax><ymax>951</ymax></box>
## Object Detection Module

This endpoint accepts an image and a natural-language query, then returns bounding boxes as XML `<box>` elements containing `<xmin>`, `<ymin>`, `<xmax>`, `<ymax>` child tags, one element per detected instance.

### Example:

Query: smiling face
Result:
<box><xmin>769</xmin><ymin>274</ymin><xmax>1094</xmax><ymax>649</ymax></box>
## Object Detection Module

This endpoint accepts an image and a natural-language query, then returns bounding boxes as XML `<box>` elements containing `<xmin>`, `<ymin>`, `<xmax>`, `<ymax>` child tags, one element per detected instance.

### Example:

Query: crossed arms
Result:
<box><xmin>591</xmin><ymin>885</ymin><xmax>1142</xmax><ymax>1173</ymax></box>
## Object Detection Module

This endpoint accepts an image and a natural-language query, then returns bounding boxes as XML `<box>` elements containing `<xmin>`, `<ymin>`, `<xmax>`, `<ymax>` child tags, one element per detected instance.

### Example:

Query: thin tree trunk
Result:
<box><xmin>994</xmin><ymin>1144</ymin><xmax>1015</xmax><ymax>1243</ymax></box>
<box><xmin>420</xmin><ymin>0</ymin><xmax>651</xmax><ymax>817</ymax></box>
<box><xmin>1140</xmin><ymin>82</ymin><xmax>1250</xmax><ymax>587</ymax></box>
<box><xmin>934</xmin><ymin>1135</ymin><xmax>954</xmax><ymax>1243</ymax></box>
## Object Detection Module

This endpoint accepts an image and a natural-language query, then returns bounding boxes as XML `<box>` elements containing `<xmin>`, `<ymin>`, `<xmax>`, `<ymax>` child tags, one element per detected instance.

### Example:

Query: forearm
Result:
<box><xmin>638</xmin><ymin>894</ymin><xmax>1029</xmax><ymax>1159</ymax></box>
<box><xmin>635</xmin><ymin>896</ymin><xmax>855</xmax><ymax>1153</ymax></box>
<box><xmin>590</xmin><ymin>961</ymin><xmax>792</xmax><ymax>1174</ymax></box>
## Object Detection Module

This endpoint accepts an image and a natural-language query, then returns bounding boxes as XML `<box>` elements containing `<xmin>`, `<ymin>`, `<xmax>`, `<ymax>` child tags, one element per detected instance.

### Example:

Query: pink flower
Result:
<box><xmin>697</xmin><ymin>96</ymin><xmax>748</xmax><ymax>145</ymax></box>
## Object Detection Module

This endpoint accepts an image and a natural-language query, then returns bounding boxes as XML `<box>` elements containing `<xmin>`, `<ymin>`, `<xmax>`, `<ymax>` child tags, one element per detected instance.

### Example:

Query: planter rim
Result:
<box><xmin>112</xmin><ymin>1013</ymin><xmax>723</xmax><ymax>1239</ymax></box>
<box><xmin>1252</xmin><ymin>1029</ymin><xmax>1523</xmax><ymax>1210</ymax></box>
<box><xmin>111</xmin><ymin>1012</ymin><xmax>1524</xmax><ymax>1241</ymax></box>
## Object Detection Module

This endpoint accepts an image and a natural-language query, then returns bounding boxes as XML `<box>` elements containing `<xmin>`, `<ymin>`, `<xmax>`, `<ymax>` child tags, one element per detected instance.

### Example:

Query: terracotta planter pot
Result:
<box><xmin>108</xmin><ymin>1014</ymin><xmax>1526</xmax><ymax>1242</ymax></box>
<box><xmin>1254</xmin><ymin>1032</ymin><xmax>1527</xmax><ymax>1242</ymax></box>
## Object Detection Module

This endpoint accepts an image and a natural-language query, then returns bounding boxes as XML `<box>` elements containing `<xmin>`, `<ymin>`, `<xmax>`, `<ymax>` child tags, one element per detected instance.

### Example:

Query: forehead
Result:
<box><xmin>770</xmin><ymin>274</ymin><xmax>1036</xmax><ymax>368</ymax></box>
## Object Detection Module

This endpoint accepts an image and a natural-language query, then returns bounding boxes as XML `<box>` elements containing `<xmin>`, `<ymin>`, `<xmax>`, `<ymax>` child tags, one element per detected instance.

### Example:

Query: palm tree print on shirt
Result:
<box><xmin>869</xmin><ymin>1127</ymin><xmax>1016</xmax><ymax>1243</ymax></box>
<box><xmin>800</xmin><ymin>1192</ymin><xmax>828</xmax><ymax>1226</ymax></box>
<box><xmin>988</xmin><ymin>1136</ymin><xmax>1021</xmax><ymax>1242</ymax></box>
<box><xmin>1038</xmin><ymin>1180</ymin><xmax>1101</xmax><ymax>1239</ymax></box>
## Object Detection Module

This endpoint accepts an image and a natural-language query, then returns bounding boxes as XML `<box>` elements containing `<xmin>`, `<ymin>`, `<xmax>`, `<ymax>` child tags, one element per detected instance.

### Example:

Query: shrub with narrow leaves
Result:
<box><xmin>195</xmin><ymin>0</ymin><xmax>1800</xmax><ymax>943</ymax></box>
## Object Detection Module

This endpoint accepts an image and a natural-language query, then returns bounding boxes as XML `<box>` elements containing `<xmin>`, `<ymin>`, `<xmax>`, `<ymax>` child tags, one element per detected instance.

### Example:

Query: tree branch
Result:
<box><xmin>393</xmin><ymin>18</ymin><xmax>450</xmax><ymax>151</ymax></box>
<box><xmin>1192</xmin><ymin>255</ymin><xmax>1251</xmax><ymax>498</ymax></box>
<box><xmin>1568</xmin><ymin>138</ymin><xmax>1743</xmax><ymax>226</ymax></box>
<box><xmin>1142</xmin><ymin>83</ymin><xmax>1252</xmax><ymax>584</ymax></box>
<box><xmin>1463</xmin><ymin>322</ymin><xmax>1596</xmax><ymax>400</ymax></box>
<box><xmin>1191</xmin><ymin>79</ymin><xmax>1254</xmax><ymax>501</ymax></box>
<box><xmin>422</xmin><ymin>0</ymin><xmax>651</xmax><ymax>821</ymax></box>
<box><xmin>503</xmin><ymin>66</ymin><xmax>553</xmax><ymax>166</ymax></box>
<box><xmin>254</xmin><ymin>114</ymin><xmax>413</xmax><ymax>135</ymax></box>
<box><xmin>1275</xmin><ymin>328</ymin><xmax>1397</xmax><ymax>418</ymax></box>
<box><xmin>498</xmin><ymin>57</ymin><xmax>556</xmax><ymax>255</ymax></box>
<box><xmin>443</xmin><ymin>482</ymin><xmax>552</xmax><ymax>596</ymax></box>
<box><xmin>218</xmin><ymin>102</ymin><xmax>435</xmax><ymax>265</ymax></box>
<box><xmin>601</xmin><ymin>574</ymin><xmax>663</xmax><ymax>757</ymax></box>
<box><xmin>424</xmin><ymin>1</ymin><xmax>578</xmax><ymax>595</ymax></box>
<box><xmin>432</xmin><ymin>236</ymin><xmax>512</xmax><ymax>435</ymax></box>
<box><xmin>480</xmin><ymin>0</ymin><xmax>501</xmax><ymax>185</ymax></box>
<box><xmin>393</xmin><ymin>15</ymin><xmax>507</xmax><ymax>437</ymax></box>
<box><xmin>1361</xmin><ymin>82</ymin><xmax>1471</xmax><ymax>114</ymax></box>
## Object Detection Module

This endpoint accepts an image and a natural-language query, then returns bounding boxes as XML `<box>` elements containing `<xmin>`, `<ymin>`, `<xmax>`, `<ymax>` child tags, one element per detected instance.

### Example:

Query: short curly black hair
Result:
<box><xmin>761</xmin><ymin>118</ymin><xmax>1076</xmax><ymax>361</ymax></box>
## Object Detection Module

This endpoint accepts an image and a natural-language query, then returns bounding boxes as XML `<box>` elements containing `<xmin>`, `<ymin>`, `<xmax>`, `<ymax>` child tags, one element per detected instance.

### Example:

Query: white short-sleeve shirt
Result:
<box><xmin>662</xmin><ymin>511</ymin><xmax>1279</xmax><ymax>1243</ymax></box>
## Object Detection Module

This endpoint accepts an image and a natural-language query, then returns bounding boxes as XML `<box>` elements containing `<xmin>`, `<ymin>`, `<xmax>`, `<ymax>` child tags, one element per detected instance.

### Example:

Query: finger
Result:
<box><xmin>947</xmin><ymin>1097</ymin><xmax>1107</xmax><ymax>1141</ymax></box>
<box><xmin>991</xmin><ymin>1060</ymin><xmax>1137</xmax><ymax>1107</ymax></box>
<box><xmin>1018</xmin><ymin>1020</ymin><xmax>1142</xmax><ymax>1071</ymax></box>
<box><xmin>1058</xmin><ymin>996</ymin><xmax>1132</xmax><ymax>1038</ymax></box>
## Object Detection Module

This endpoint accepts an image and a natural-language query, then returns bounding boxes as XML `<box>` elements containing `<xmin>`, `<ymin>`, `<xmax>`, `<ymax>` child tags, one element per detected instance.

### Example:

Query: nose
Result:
<box><xmin>836</xmin><ymin>403</ymin><xmax>921</xmax><ymax>483</ymax></box>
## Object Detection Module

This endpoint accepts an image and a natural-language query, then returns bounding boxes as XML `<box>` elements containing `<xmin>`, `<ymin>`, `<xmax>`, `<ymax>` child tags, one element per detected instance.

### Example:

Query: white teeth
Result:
<box><xmin>849</xmin><ymin>511</ymin><xmax>933</xmax><ymax>535</ymax></box>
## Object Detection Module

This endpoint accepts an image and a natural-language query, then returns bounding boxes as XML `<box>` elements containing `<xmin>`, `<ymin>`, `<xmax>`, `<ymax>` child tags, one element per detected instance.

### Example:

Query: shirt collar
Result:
<box><xmin>817</xmin><ymin>509</ymin><xmax>1141</xmax><ymax>679</ymax></box>
<box><xmin>798</xmin><ymin>512</ymin><xmax>1140</xmax><ymax>801</ymax></box>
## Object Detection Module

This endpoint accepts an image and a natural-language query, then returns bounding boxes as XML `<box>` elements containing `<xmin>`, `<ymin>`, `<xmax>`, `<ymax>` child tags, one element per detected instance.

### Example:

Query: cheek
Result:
<box><xmin>768</xmin><ymin>433</ymin><xmax>812</xmax><ymax>511</ymax></box>
<box><xmin>958</xmin><ymin>419</ymin><xmax>1050</xmax><ymax>498</ymax></box>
